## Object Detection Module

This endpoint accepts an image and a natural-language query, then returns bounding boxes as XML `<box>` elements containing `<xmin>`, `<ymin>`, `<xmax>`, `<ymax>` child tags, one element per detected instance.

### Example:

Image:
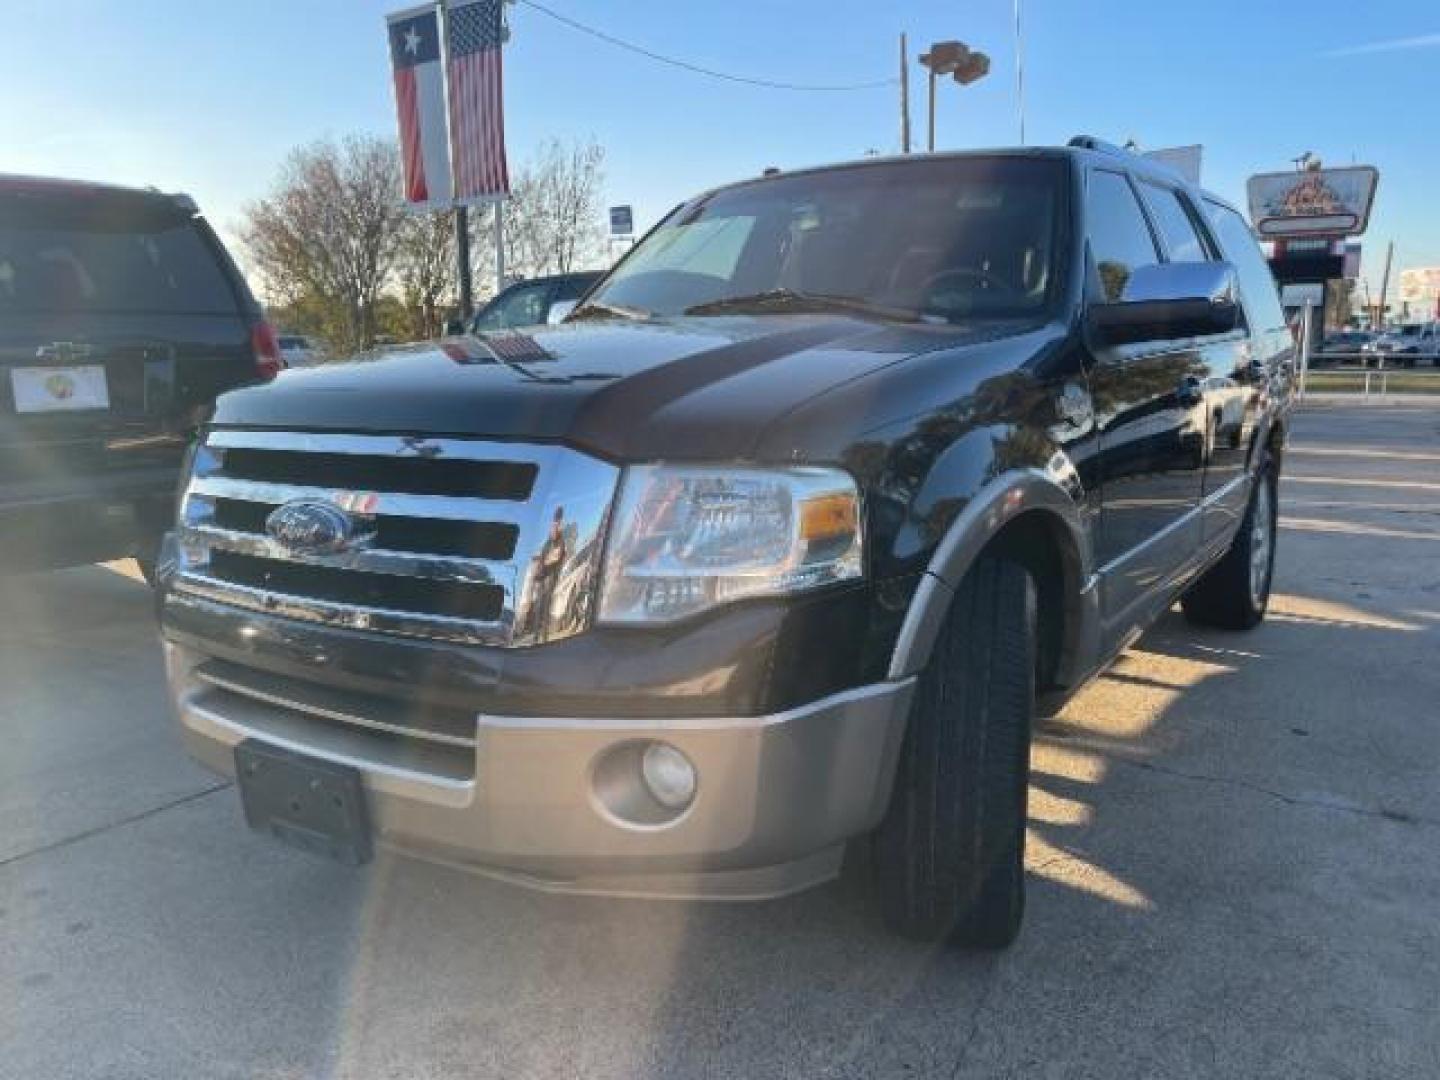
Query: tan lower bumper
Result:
<box><xmin>166</xmin><ymin>644</ymin><xmax>915</xmax><ymax>900</ymax></box>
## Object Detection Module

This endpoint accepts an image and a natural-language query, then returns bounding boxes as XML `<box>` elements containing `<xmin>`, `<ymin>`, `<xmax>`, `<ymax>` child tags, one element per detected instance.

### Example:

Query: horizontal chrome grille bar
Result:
<box><xmin>206</xmin><ymin>429</ymin><xmax>559</xmax><ymax>468</ymax></box>
<box><xmin>175</xmin><ymin>430</ymin><xmax>620</xmax><ymax>648</ymax></box>
<box><xmin>181</xmin><ymin>523</ymin><xmax>512</xmax><ymax>585</ymax></box>
<box><xmin>188</xmin><ymin>476</ymin><xmax>530</xmax><ymax>525</ymax></box>
<box><xmin>172</xmin><ymin>571</ymin><xmax>510</xmax><ymax>646</ymax></box>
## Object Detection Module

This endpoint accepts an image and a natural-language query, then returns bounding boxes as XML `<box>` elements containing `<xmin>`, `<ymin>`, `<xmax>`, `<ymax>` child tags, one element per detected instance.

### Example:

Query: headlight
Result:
<box><xmin>598</xmin><ymin>464</ymin><xmax>862</xmax><ymax>625</ymax></box>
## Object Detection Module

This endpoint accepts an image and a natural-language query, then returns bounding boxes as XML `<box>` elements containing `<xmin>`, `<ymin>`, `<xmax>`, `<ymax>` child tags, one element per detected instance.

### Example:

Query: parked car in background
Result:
<box><xmin>470</xmin><ymin>270</ymin><xmax>602</xmax><ymax>332</ymax></box>
<box><xmin>0</xmin><ymin>174</ymin><xmax>278</xmax><ymax>579</ymax></box>
<box><xmin>1361</xmin><ymin>322</ymin><xmax>1440</xmax><ymax>367</ymax></box>
<box><xmin>277</xmin><ymin>333</ymin><xmax>322</xmax><ymax>367</ymax></box>
<box><xmin>158</xmin><ymin>140</ymin><xmax>1292</xmax><ymax>948</ymax></box>
<box><xmin>1312</xmin><ymin>329</ymin><xmax>1374</xmax><ymax>367</ymax></box>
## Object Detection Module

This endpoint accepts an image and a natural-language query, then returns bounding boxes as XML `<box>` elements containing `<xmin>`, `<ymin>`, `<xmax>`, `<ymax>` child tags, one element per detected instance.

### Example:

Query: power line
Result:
<box><xmin>514</xmin><ymin>0</ymin><xmax>897</xmax><ymax>92</ymax></box>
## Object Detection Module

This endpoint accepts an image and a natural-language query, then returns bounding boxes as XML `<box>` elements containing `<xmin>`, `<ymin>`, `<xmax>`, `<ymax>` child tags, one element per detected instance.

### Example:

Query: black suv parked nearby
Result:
<box><xmin>1</xmin><ymin>176</ymin><xmax>278</xmax><ymax>578</ymax></box>
<box><xmin>469</xmin><ymin>270</ymin><xmax>602</xmax><ymax>332</ymax></box>
<box><xmin>159</xmin><ymin>139</ymin><xmax>1292</xmax><ymax>947</ymax></box>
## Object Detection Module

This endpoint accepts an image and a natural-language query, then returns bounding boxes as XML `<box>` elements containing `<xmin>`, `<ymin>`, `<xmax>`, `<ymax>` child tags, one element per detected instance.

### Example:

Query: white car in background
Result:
<box><xmin>1361</xmin><ymin>322</ymin><xmax>1440</xmax><ymax>367</ymax></box>
<box><xmin>276</xmin><ymin>334</ymin><xmax>322</xmax><ymax>367</ymax></box>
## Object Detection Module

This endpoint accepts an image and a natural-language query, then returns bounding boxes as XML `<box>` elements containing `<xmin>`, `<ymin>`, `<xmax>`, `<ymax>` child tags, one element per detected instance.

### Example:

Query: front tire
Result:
<box><xmin>873</xmin><ymin>556</ymin><xmax>1035</xmax><ymax>948</ymax></box>
<box><xmin>1181</xmin><ymin>463</ymin><xmax>1277</xmax><ymax>630</ymax></box>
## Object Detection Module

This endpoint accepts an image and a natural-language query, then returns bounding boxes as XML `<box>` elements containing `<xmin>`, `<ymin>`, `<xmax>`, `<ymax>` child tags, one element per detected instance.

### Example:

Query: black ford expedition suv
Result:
<box><xmin>1</xmin><ymin>176</ymin><xmax>279</xmax><ymax>578</ymax></box>
<box><xmin>158</xmin><ymin>140</ymin><xmax>1292</xmax><ymax>947</ymax></box>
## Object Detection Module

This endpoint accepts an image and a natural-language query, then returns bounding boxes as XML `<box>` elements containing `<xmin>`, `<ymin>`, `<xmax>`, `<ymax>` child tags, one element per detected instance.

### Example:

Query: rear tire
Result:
<box><xmin>873</xmin><ymin>556</ymin><xmax>1035</xmax><ymax>948</ymax></box>
<box><xmin>1181</xmin><ymin>463</ymin><xmax>1277</xmax><ymax>630</ymax></box>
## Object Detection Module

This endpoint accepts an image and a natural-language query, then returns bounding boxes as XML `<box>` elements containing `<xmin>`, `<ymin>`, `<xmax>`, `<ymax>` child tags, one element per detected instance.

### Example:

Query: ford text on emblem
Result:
<box><xmin>265</xmin><ymin>499</ymin><xmax>356</xmax><ymax>556</ymax></box>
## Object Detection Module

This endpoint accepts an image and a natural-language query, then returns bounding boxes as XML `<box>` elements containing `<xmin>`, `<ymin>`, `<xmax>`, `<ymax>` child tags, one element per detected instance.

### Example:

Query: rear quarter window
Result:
<box><xmin>0</xmin><ymin>198</ymin><xmax>239</xmax><ymax>315</ymax></box>
<box><xmin>1204</xmin><ymin>200</ymin><xmax>1286</xmax><ymax>332</ymax></box>
<box><xmin>1138</xmin><ymin>181</ymin><xmax>1209</xmax><ymax>262</ymax></box>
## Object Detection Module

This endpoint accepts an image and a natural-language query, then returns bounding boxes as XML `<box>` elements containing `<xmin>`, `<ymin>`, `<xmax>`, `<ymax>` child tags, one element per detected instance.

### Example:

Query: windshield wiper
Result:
<box><xmin>683</xmin><ymin>289</ymin><xmax>918</xmax><ymax>322</ymax></box>
<box><xmin>568</xmin><ymin>300</ymin><xmax>650</xmax><ymax>322</ymax></box>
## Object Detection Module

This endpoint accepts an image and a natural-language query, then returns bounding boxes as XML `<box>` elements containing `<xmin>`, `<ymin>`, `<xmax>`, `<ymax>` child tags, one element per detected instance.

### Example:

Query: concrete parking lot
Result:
<box><xmin>3</xmin><ymin>402</ymin><xmax>1438</xmax><ymax>1079</ymax></box>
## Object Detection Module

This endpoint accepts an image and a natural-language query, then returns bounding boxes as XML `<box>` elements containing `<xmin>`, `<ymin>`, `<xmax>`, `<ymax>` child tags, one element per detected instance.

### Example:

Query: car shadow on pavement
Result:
<box><xmin>294</xmin><ymin>586</ymin><xmax>1440</xmax><ymax>1079</ymax></box>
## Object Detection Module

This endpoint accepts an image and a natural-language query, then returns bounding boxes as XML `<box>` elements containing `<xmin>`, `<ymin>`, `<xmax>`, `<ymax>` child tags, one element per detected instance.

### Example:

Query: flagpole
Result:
<box><xmin>455</xmin><ymin>205</ymin><xmax>473</xmax><ymax>320</ymax></box>
<box><xmin>438</xmin><ymin>0</ymin><xmax>474</xmax><ymax>322</ymax></box>
<box><xmin>495</xmin><ymin>0</ymin><xmax>508</xmax><ymax>294</ymax></box>
<box><xmin>494</xmin><ymin>202</ymin><xmax>505</xmax><ymax>293</ymax></box>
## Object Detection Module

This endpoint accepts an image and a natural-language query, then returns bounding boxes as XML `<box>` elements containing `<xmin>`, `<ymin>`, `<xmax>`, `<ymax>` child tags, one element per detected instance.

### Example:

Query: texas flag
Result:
<box><xmin>387</xmin><ymin>5</ymin><xmax>452</xmax><ymax>206</ymax></box>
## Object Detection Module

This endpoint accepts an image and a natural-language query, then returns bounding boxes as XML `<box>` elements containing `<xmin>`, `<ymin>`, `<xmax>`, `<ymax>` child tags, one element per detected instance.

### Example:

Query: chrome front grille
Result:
<box><xmin>173</xmin><ymin>430</ymin><xmax>619</xmax><ymax>647</ymax></box>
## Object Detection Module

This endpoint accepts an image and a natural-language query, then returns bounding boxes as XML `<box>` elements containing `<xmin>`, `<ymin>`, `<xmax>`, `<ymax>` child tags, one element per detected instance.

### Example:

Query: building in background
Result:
<box><xmin>1398</xmin><ymin>267</ymin><xmax>1440</xmax><ymax>323</ymax></box>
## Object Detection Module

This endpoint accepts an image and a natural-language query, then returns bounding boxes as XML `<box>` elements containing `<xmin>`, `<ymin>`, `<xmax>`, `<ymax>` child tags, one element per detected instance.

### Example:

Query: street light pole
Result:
<box><xmin>927</xmin><ymin>67</ymin><xmax>936</xmax><ymax>152</ymax></box>
<box><xmin>919</xmin><ymin>41</ymin><xmax>990</xmax><ymax>153</ymax></box>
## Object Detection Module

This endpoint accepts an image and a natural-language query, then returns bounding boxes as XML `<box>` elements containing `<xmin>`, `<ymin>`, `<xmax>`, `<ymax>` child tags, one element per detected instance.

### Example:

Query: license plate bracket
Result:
<box><xmin>235</xmin><ymin>740</ymin><xmax>372</xmax><ymax>866</ymax></box>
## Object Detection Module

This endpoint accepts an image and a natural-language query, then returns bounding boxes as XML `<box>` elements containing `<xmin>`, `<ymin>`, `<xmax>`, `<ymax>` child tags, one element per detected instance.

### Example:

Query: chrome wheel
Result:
<box><xmin>1248</xmin><ymin>480</ymin><xmax>1274</xmax><ymax>605</ymax></box>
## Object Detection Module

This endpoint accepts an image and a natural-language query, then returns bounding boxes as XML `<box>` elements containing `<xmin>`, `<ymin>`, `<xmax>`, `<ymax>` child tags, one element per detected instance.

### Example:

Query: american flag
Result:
<box><xmin>481</xmin><ymin>331</ymin><xmax>553</xmax><ymax>365</ymax></box>
<box><xmin>446</xmin><ymin>0</ymin><xmax>510</xmax><ymax>201</ymax></box>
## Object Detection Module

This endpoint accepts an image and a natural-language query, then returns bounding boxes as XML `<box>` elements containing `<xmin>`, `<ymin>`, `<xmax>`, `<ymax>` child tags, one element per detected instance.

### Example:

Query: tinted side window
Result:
<box><xmin>1205</xmin><ymin>201</ymin><xmax>1286</xmax><ymax>332</ymax></box>
<box><xmin>1139</xmin><ymin>182</ymin><xmax>1207</xmax><ymax>262</ymax></box>
<box><xmin>475</xmin><ymin>282</ymin><xmax>550</xmax><ymax>330</ymax></box>
<box><xmin>1085</xmin><ymin>170</ymin><xmax>1159</xmax><ymax>301</ymax></box>
<box><xmin>552</xmin><ymin>276</ymin><xmax>593</xmax><ymax>302</ymax></box>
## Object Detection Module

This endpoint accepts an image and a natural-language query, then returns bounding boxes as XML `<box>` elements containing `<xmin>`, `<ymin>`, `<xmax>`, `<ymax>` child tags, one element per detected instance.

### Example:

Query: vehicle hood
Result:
<box><xmin>211</xmin><ymin>315</ymin><xmax>1034</xmax><ymax>461</ymax></box>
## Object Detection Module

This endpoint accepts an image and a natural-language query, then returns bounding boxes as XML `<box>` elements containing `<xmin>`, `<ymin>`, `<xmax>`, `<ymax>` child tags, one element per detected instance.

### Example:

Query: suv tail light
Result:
<box><xmin>250</xmin><ymin>321</ymin><xmax>284</xmax><ymax>381</ymax></box>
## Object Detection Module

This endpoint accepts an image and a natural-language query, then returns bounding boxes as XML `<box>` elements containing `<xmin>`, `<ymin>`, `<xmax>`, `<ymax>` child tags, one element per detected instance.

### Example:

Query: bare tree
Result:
<box><xmin>473</xmin><ymin>138</ymin><xmax>606</xmax><ymax>282</ymax></box>
<box><xmin>395</xmin><ymin>211</ymin><xmax>456</xmax><ymax>339</ymax></box>
<box><xmin>240</xmin><ymin>135</ymin><xmax>405</xmax><ymax>351</ymax></box>
<box><xmin>241</xmin><ymin>134</ymin><xmax>607</xmax><ymax>348</ymax></box>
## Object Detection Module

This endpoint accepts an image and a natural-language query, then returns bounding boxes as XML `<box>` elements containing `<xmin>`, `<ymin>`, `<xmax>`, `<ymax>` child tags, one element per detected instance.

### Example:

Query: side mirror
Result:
<box><xmin>546</xmin><ymin>299</ymin><xmax>578</xmax><ymax>325</ymax></box>
<box><xmin>1089</xmin><ymin>261</ymin><xmax>1240</xmax><ymax>346</ymax></box>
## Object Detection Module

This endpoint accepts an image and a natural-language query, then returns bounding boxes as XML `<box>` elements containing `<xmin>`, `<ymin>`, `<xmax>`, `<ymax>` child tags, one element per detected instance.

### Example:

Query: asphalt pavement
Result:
<box><xmin>3</xmin><ymin>402</ymin><xmax>1438</xmax><ymax>1079</ymax></box>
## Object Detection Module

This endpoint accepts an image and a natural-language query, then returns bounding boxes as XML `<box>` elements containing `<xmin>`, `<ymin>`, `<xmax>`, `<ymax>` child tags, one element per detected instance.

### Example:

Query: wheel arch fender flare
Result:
<box><xmin>887</xmin><ymin>470</ymin><xmax>1095</xmax><ymax>682</ymax></box>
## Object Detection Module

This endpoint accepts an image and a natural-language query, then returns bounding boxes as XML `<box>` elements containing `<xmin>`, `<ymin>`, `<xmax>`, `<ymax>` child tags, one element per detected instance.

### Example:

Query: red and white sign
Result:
<box><xmin>1246</xmin><ymin>166</ymin><xmax>1379</xmax><ymax>239</ymax></box>
<box><xmin>387</xmin><ymin>5</ymin><xmax>453</xmax><ymax>207</ymax></box>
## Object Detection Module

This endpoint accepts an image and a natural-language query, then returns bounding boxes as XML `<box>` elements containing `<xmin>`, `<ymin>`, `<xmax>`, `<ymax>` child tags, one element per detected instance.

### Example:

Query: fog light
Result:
<box><xmin>640</xmin><ymin>743</ymin><xmax>697</xmax><ymax>810</ymax></box>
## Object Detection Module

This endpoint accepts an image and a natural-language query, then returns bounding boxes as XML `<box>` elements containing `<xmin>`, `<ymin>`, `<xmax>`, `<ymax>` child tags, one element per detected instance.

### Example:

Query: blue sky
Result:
<box><xmin>6</xmin><ymin>0</ymin><xmax>1439</xmax><ymax>295</ymax></box>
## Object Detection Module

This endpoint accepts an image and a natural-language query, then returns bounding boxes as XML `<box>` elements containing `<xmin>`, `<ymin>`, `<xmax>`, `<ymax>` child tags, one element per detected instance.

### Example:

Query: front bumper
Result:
<box><xmin>166</xmin><ymin>642</ymin><xmax>915</xmax><ymax>899</ymax></box>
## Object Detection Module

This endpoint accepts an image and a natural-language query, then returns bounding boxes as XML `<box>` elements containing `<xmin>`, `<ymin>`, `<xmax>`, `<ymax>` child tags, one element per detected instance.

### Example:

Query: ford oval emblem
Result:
<box><xmin>265</xmin><ymin>499</ymin><xmax>355</xmax><ymax>556</ymax></box>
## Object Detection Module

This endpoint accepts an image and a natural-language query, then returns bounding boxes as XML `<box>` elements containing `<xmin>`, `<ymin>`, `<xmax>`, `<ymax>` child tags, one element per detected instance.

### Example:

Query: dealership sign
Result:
<box><xmin>1246</xmin><ymin>166</ymin><xmax>1378</xmax><ymax>238</ymax></box>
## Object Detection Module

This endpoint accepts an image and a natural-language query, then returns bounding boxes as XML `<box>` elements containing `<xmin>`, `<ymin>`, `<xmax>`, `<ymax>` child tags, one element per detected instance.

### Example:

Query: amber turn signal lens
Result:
<box><xmin>800</xmin><ymin>493</ymin><xmax>858</xmax><ymax>542</ymax></box>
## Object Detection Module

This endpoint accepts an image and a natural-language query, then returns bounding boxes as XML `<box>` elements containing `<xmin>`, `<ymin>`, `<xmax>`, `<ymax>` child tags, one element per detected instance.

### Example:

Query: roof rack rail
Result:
<box><xmin>1067</xmin><ymin>135</ymin><xmax>1134</xmax><ymax>158</ymax></box>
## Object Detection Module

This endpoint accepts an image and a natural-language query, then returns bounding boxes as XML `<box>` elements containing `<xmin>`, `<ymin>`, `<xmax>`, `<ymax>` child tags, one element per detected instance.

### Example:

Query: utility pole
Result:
<box><xmin>1376</xmin><ymin>240</ymin><xmax>1394</xmax><ymax>331</ymax></box>
<box><xmin>455</xmin><ymin>206</ymin><xmax>473</xmax><ymax>319</ymax></box>
<box><xmin>899</xmin><ymin>33</ymin><xmax>911</xmax><ymax>153</ymax></box>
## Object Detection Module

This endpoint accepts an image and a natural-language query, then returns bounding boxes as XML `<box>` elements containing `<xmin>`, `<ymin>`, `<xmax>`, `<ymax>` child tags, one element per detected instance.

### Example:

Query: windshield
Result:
<box><xmin>583</xmin><ymin>157</ymin><xmax>1066</xmax><ymax>323</ymax></box>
